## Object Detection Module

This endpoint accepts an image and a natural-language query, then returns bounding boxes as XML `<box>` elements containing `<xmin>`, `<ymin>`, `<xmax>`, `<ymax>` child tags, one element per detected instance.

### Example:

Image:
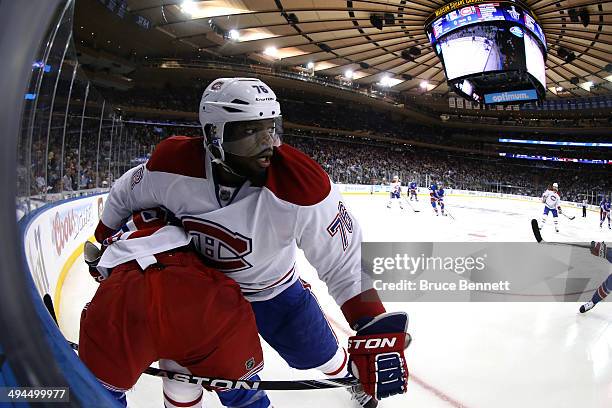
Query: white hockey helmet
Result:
<box><xmin>199</xmin><ymin>77</ymin><xmax>282</xmax><ymax>170</ymax></box>
<box><xmin>552</xmin><ymin>182</ymin><xmax>559</xmax><ymax>189</ymax></box>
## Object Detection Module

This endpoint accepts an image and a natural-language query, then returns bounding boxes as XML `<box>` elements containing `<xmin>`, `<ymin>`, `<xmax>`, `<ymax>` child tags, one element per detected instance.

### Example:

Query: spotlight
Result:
<box><xmin>420</xmin><ymin>80</ymin><xmax>429</xmax><ymax>89</ymax></box>
<box><xmin>579</xmin><ymin>8</ymin><xmax>590</xmax><ymax>27</ymax></box>
<box><xmin>318</xmin><ymin>43</ymin><xmax>332</xmax><ymax>52</ymax></box>
<box><xmin>287</xmin><ymin>13</ymin><xmax>299</xmax><ymax>24</ymax></box>
<box><xmin>409</xmin><ymin>46</ymin><xmax>421</xmax><ymax>56</ymax></box>
<box><xmin>401</xmin><ymin>50</ymin><xmax>414</xmax><ymax>61</ymax></box>
<box><xmin>344</xmin><ymin>70</ymin><xmax>354</xmax><ymax>79</ymax></box>
<box><xmin>306</xmin><ymin>61</ymin><xmax>314</xmax><ymax>69</ymax></box>
<box><xmin>384</xmin><ymin>13</ymin><xmax>395</xmax><ymax>25</ymax></box>
<box><xmin>557</xmin><ymin>47</ymin><xmax>575</xmax><ymax>63</ymax></box>
<box><xmin>370</xmin><ymin>14</ymin><xmax>383</xmax><ymax>30</ymax></box>
<box><xmin>557</xmin><ymin>47</ymin><xmax>568</xmax><ymax>58</ymax></box>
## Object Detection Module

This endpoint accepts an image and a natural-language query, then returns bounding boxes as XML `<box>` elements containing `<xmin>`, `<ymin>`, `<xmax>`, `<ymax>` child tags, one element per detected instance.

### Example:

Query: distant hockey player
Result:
<box><xmin>80</xmin><ymin>209</ymin><xmax>269</xmax><ymax>408</ymax></box>
<box><xmin>430</xmin><ymin>183</ymin><xmax>441</xmax><ymax>216</ymax></box>
<box><xmin>94</xmin><ymin>78</ymin><xmax>409</xmax><ymax>408</ymax></box>
<box><xmin>581</xmin><ymin>199</ymin><xmax>587</xmax><ymax>218</ymax></box>
<box><xmin>540</xmin><ymin>182</ymin><xmax>562</xmax><ymax>232</ymax></box>
<box><xmin>387</xmin><ymin>175</ymin><xmax>404</xmax><ymax>209</ymax></box>
<box><xmin>600</xmin><ymin>197</ymin><xmax>611</xmax><ymax>229</ymax></box>
<box><xmin>579</xmin><ymin>241</ymin><xmax>612</xmax><ymax>313</ymax></box>
<box><xmin>437</xmin><ymin>185</ymin><xmax>446</xmax><ymax>216</ymax></box>
<box><xmin>408</xmin><ymin>181</ymin><xmax>418</xmax><ymax>201</ymax></box>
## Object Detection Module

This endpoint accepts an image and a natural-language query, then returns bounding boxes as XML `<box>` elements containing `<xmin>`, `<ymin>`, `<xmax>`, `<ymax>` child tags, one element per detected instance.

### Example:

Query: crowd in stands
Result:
<box><xmin>283</xmin><ymin>132</ymin><xmax>611</xmax><ymax>204</ymax></box>
<box><xmin>21</xmin><ymin>116</ymin><xmax>610</xmax><ymax>205</ymax></box>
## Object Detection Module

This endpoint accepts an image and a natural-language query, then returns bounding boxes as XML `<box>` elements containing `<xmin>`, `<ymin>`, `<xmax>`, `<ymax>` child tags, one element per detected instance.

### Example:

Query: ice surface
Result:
<box><xmin>58</xmin><ymin>194</ymin><xmax>612</xmax><ymax>407</ymax></box>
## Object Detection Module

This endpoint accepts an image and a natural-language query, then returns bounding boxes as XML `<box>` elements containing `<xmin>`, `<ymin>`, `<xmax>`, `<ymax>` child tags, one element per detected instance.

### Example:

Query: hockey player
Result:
<box><xmin>408</xmin><ymin>181</ymin><xmax>418</xmax><ymax>201</ymax></box>
<box><xmin>430</xmin><ymin>183</ymin><xmax>440</xmax><ymax>216</ymax></box>
<box><xmin>387</xmin><ymin>175</ymin><xmax>403</xmax><ymax>209</ymax></box>
<box><xmin>579</xmin><ymin>241</ymin><xmax>612</xmax><ymax>313</ymax></box>
<box><xmin>80</xmin><ymin>209</ymin><xmax>270</xmax><ymax>408</ymax></box>
<box><xmin>540</xmin><ymin>183</ymin><xmax>562</xmax><ymax>232</ymax></box>
<box><xmin>600</xmin><ymin>197</ymin><xmax>611</xmax><ymax>229</ymax></box>
<box><xmin>437</xmin><ymin>185</ymin><xmax>446</xmax><ymax>216</ymax></box>
<box><xmin>94</xmin><ymin>78</ymin><xmax>409</xmax><ymax>408</ymax></box>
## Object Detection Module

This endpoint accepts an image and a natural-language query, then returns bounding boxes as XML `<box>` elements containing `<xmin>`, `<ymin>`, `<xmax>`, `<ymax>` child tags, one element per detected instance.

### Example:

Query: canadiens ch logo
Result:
<box><xmin>131</xmin><ymin>165</ymin><xmax>144</xmax><ymax>190</ymax></box>
<box><xmin>211</xmin><ymin>81</ymin><xmax>224</xmax><ymax>90</ymax></box>
<box><xmin>182</xmin><ymin>217</ymin><xmax>253</xmax><ymax>272</ymax></box>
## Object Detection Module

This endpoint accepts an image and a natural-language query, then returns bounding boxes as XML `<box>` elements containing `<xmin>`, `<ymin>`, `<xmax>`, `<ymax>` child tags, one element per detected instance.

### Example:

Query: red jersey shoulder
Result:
<box><xmin>146</xmin><ymin>136</ymin><xmax>206</xmax><ymax>179</ymax></box>
<box><xmin>265</xmin><ymin>144</ymin><xmax>331</xmax><ymax>206</ymax></box>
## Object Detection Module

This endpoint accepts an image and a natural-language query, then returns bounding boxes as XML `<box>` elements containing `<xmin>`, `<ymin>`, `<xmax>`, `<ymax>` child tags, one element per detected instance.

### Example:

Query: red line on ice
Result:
<box><xmin>325</xmin><ymin>313</ymin><xmax>471</xmax><ymax>408</ymax></box>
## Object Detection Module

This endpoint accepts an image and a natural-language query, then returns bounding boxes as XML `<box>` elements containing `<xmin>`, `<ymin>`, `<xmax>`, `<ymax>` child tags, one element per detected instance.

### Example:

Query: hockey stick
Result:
<box><xmin>530</xmin><ymin>219</ymin><xmax>590</xmax><ymax>249</ymax></box>
<box><xmin>560</xmin><ymin>212</ymin><xmax>575</xmax><ymax>221</ymax></box>
<box><xmin>403</xmin><ymin>198</ymin><xmax>420</xmax><ymax>212</ymax></box>
<box><xmin>443</xmin><ymin>209</ymin><xmax>455</xmax><ymax>220</ymax></box>
<box><xmin>66</xmin><ymin>341</ymin><xmax>359</xmax><ymax>390</ymax></box>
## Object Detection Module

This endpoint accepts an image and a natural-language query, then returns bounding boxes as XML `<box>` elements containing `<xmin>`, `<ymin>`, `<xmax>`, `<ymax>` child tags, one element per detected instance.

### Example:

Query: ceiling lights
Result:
<box><xmin>380</xmin><ymin>75</ymin><xmax>403</xmax><ymax>87</ymax></box>
<box><xmin>228</xmin><ymin>29</ymin><xmax>240</xmax><ymax>41</ymax></box>
<box><xmin>264</xmin><ymin>46</ymin><xmax>278</xmax><ymax>58</ymax></box>
<box><xmin>180</xmin><ymin>0</ymin><xmax>250</xmax><ymax>19</ymax></box>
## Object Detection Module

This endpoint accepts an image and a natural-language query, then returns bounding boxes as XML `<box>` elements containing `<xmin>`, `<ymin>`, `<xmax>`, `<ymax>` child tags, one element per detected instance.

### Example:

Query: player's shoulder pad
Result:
<box><xmin>265</xmin><ymin>144</ymin><xmax>331</xmax><ymax>206</ymax></box>
<box><xmin>146</xmin><ymin>136</ymin><xmax>206</xmax><ymax>178</ymax></box>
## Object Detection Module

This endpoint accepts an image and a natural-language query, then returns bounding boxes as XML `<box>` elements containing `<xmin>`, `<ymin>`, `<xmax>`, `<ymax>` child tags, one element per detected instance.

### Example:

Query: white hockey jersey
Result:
<box><xmin>390</xmin><ymin>181</ymin><xmax>401</xmax><ymax>194</ymax></box>
<box><xmin>542</xmin><ymin>189</ymin><xmax>561</xmax><ymax>209</ymax></box>
<box><xmin>96</xmin><ymin>137</ymin><xmax>383</xmax><ymax>326</ymax></box>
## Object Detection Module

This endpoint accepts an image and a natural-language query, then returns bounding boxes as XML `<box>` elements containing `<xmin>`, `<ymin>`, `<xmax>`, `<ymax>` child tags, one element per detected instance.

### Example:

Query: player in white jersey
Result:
<box><xmin>539</xmin><ymin>182</ymin><xmax>562</xmax><ymax>232</ymax></box>
<box><xmin>95</xmin><ymin>78</ymin><xmax>410</xmax><ymax>407</ymax></box>
<box><xmin>386</xmin><ymin>175</ymin><xmax>404</xmax><ymax>209</ymax></box>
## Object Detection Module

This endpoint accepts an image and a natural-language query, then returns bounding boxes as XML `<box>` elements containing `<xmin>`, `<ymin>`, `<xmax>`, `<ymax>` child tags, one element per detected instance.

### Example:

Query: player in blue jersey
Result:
<box><xmin>408</xmin><ymin>181</ymin><xmax>418</xmax><ymax>201</ymax></box>
<box><xmin>387</xmin><ymin>175</ymin><xmax>404</xmax><ymax>209</ymax></box>
<box><xmin>600</xmin><ymin>198</ymin><xmax>611</xmax><ymax>229</ymax></box>
<box><xmin>579</xmin><ymin>241</ymin><xmax>612</xmax><ymax>313</ymax></box>
<box><xmin>437</xmin><ymin>186</ymin><xmax>446</xmax><ymax>216</ymax></box>
<box><xmin>429</xmin><ymin>183</ymin><xmax>441</xmax><ymax>216</ymax></box>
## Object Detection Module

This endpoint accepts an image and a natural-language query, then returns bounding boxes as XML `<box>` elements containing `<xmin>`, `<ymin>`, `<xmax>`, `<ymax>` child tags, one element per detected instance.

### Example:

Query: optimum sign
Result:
<box><xmin>484</xmin><ymin>89</ymin><xmax>538</xmax><ymax>104</ymax></box>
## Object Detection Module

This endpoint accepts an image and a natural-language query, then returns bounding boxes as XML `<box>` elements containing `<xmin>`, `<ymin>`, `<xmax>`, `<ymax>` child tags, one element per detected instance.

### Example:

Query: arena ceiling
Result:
<box><xmin>114</xmin><ymin>0</ymin><xmax>612</xmax><ymax>97</ymax></box>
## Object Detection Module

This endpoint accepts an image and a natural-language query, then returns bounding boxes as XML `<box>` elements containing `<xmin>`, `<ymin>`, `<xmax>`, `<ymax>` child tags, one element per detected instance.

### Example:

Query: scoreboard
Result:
<box><xmin>425</xmin><ymin>0</ymin><xmax>547</xmax><ymax>105</ymax></box>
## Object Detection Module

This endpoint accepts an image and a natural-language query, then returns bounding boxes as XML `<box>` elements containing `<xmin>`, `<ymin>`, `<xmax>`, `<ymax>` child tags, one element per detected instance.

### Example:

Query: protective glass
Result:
<box><xmin>222</xmin><ymin>117</ymin><xmax>282</xmax><ymax>157</ymax></box>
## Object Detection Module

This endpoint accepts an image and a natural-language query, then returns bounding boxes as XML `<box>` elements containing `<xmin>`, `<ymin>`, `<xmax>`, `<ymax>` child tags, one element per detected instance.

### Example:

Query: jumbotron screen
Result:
<box><xmin>426</xmin><ymin>1</ymin><xmax>547</xmax><ymax>103</ymax></box>
<box><xmin>426</xmin><ymin>2</ymin><xmax>546</xmax><ymax>50</ymax></box>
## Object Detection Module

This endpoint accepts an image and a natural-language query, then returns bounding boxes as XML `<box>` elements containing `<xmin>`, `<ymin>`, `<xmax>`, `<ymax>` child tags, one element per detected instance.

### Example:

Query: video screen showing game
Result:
<box><xmin>524</xmin><ymin>30</ymin><xmax>546</xmax><ymax>88</ymax></box>
<box><xmin>440</xmin><ymin>25</ymin><xmax>526</xmax><ymax>81</ymax></box>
